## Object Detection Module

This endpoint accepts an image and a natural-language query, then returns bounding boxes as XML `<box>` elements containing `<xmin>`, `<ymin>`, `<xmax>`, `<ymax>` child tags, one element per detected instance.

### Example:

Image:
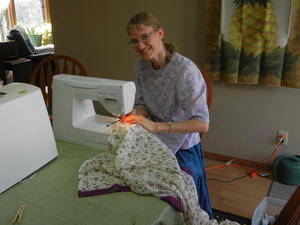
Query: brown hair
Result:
<box><xmin>127</xmin><ymin>12</ymin><xmax>177</xmax><ymax>58</ymax></box>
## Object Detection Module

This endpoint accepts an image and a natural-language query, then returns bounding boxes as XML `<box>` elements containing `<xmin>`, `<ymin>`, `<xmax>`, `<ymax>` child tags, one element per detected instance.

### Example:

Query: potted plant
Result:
<box><xmin>41</xmin><ymin>23</ymin><xmax>53</xmax><ymax>45</ymax></box>
<box><xmin>26</xmin><ymin>26</ymin><xmax>43</xmax><ymax>47</ymax></box>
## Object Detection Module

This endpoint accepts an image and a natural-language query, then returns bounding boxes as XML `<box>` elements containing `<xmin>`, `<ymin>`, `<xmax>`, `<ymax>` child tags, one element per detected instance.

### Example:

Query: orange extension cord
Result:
<box><xmin>205</xmin><ymin>135</ymin><xmax>285</xmax><ymax>179</ymax></box>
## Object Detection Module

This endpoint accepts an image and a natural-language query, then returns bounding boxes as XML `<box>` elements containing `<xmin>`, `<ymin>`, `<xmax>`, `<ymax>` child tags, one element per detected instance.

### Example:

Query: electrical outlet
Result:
<box><xmin>277</xmin><ymin>130</ymin><xmax>288</xmax><ymax>146</ymax></box>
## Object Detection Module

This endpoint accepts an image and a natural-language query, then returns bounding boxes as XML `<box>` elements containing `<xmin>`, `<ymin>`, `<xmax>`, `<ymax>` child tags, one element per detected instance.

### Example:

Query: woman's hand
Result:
<box><xmin>121</xmin><ymin>114</ymin><xmax>157</xmax><ymax>133</ymax></box>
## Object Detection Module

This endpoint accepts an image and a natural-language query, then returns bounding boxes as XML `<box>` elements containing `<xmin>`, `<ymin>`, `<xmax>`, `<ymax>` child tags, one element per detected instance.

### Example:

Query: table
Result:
<box><xmin>0</xmin><ymin>140</ymin><xmax>184</xmax><ymax>225</ymax></box>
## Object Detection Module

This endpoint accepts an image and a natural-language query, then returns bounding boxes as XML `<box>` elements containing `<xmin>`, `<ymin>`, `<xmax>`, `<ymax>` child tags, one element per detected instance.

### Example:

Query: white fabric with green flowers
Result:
<box><xmin>78</xmin><ymin>123</ymin><xmax>239</xmax><ymax>225</ymax></box>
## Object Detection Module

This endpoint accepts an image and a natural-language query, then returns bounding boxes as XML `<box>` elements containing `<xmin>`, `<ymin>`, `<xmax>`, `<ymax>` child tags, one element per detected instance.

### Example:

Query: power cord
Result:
<box><xmin>206</xmin><ymin>134</ymin><xmax>285</xmax><ymax>182</ymax></box>
<box><xmin>267</xmin><ymin>134</ymin><xmax>285</xmax><ymax>163</ymax></box>
<box><xmin>207</xmin><ymin>175</ymin><xmax>248</xmax><ymax>183</ymax></box>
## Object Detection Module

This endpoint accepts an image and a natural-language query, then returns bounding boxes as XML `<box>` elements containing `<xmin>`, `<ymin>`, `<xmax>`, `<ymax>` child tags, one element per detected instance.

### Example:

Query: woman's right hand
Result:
<box><xmin>120</xmin><ymin>114</ymin><xmax>157</xmax><ymax>133</ymax></box>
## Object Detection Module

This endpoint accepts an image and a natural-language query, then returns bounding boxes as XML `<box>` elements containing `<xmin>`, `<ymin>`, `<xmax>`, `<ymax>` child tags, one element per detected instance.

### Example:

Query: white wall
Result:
<box><xmin>203</xmin><ymin>81</ymin><xmax>300</xmax><ymax>163</ymax></box>
<box><xmin>49</xmin><ymin>0</ymin><xmax>204</xmax><ymax>80</ymax></box>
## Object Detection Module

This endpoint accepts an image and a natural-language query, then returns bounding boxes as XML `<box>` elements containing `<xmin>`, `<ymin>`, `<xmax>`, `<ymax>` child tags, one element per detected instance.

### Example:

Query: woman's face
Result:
<box><xmin>128</xmin><ymin>24</ymin><xmax>164</xmax><ymax>62</ymax></box>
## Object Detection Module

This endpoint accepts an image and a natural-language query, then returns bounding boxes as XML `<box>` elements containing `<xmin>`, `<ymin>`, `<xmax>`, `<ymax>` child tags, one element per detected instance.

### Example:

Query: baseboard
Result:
<box><xmin>204</xmin><ymin>151</ymin><xmax>271</xmax><ymax>171</ymax></box>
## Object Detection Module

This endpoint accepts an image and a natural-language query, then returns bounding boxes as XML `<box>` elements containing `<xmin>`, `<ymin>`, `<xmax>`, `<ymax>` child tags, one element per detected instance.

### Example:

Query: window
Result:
<box><xmin>15</xmin><ymin>0</ymin><xmax>45</xmax><ymax>28</ymax></box>
<box><xmin>0</xmin><ymin>0</ymin><xmax>10</xmax><ymax>41</ymax></box>
<box><xmin>0</xmin><ymin>0</ymin><xmax>52</xmax><ymax>45</ymax></box>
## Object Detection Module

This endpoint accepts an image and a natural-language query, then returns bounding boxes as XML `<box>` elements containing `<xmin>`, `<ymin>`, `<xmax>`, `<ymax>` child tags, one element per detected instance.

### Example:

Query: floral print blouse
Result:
<box><xmin>134</xmin><ymin>52</ymin><xmax>209</xmax><ymax>153</ymax></box>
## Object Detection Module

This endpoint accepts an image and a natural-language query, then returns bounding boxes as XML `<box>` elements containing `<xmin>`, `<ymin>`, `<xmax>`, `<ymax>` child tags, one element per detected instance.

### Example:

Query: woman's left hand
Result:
<box><xmin>120</xmin><ymin>114</ymin><xmax>157</xmax><ymax>133</ymax></box>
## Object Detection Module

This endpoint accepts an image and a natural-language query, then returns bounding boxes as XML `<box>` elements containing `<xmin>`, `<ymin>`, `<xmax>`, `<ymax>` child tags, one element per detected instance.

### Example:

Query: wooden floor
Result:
<box><xmin>205</xmin><ymin>158</ymin><xmax>272</xmax><ymax>219</ymax></box>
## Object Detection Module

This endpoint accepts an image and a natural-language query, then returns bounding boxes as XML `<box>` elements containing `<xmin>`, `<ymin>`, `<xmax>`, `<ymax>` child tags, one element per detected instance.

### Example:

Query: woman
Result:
<box><xmin>121</xmin><ymin>12</ymin><xmax>212</xmax><ymax>218</ymax></box>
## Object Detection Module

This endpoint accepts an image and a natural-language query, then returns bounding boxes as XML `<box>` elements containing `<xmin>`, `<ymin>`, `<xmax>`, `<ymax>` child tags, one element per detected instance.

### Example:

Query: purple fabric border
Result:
<box><xmin>78</xmin><ymin>184</ymin><xmax>184</xmax><ymax>212</ymax></box>
<box><xmin>78</xmin><ymin>184</ymin><xmax>131</xmax><ymax>197</ymax></box>
<box><xmin>180</xmin><ymin>166</ymin><xmax>192</xmax><ymax>176</ymax></box>
<box><xmin>161</xmin><ymin>196</ymin><xmax>184</xmax><ymax>212</ymax></box>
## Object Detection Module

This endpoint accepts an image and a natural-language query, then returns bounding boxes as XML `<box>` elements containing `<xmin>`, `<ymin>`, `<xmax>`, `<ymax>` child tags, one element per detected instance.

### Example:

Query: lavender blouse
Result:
<box><xmin>133</xmin><ymin>52</ymin><xmax>209</xmax><ymax>153</ymax></box>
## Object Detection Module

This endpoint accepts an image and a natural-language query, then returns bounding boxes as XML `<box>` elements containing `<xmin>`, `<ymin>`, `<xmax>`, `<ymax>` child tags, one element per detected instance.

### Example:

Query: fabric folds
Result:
<box><xmin>78</xmin><ymin>123</ymin><xmax>239</xmax><ymax>225</ymax></box>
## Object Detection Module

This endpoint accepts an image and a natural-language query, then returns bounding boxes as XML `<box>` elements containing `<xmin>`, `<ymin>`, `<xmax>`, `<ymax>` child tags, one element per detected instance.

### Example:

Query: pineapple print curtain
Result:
<box><xmin>204</xmin><ymin>0</ymin><xmax>300</xmax><ymax>88</ymax></box>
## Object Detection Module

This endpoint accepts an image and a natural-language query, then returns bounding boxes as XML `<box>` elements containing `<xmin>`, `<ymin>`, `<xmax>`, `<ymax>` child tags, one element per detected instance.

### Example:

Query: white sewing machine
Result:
<box><xmin>0</xmin><ymin>83</ymin><xmax>57</xmax><ymax>194</ymax></box>
<box><xmin>52</xmin><ymin>74</ymin><xmax>136</xmax><ymax>149</ymax></box>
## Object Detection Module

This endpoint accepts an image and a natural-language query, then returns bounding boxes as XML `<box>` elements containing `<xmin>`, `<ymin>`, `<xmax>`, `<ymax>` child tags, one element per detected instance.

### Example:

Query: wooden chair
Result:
<box><xmin>198</xmin><ymin>67</ymin><xmax>213</xmax><ymax>139</ymax></box>
<box><xmin>30</xmin><ymin>55</ymin><xmax>88</xmax><ymax>112</ymax></box>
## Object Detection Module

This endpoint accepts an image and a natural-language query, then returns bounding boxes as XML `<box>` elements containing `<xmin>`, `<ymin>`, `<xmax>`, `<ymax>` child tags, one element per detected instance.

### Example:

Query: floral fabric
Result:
<box><xmin>78</xmin><ymin>123</ymin><xmax>239</xmax><ymax>225</ymax></box>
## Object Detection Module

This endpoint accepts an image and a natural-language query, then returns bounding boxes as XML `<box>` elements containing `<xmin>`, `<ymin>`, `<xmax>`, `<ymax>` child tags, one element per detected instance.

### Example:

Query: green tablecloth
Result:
<box><xmin>0</xmin><ymin>140</ymin><xmax>184</xmax><ymax>225</ymax></box>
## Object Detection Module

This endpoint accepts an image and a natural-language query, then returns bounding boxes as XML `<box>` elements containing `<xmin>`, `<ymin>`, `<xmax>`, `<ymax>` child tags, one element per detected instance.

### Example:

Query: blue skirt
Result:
<box><xmin>175</xmin><ymin>142</ymin><xmax>213</xmax><ymax>218</ymax></box>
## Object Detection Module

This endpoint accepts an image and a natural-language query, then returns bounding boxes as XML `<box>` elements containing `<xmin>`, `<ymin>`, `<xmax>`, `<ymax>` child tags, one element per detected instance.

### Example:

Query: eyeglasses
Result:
<box><xmin>128</xmin><ymin>30</ymin><xmax>156</xmax><ymax>45</ymax></box>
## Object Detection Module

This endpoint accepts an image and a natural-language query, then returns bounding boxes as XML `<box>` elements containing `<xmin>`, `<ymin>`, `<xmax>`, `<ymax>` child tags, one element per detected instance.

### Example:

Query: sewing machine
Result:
<box><xmin>52</xmin><ymin>74</ymin><xmax>136</xmax><ymax>149</ymax></box>
<box><xmin>0</xmin><ymin>83</ymin><xmax>57</xmax><ymax>193</ymax></box>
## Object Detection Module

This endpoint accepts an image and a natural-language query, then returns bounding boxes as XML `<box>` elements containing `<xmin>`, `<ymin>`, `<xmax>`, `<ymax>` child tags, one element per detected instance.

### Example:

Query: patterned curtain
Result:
<box><xmin>204</xmin><ymin>0</ymin><xmax>300</xmax><ymax>88</ymax></box>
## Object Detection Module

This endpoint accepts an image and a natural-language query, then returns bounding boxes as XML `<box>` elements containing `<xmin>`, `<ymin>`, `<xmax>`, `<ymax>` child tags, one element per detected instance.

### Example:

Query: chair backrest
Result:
<box><xmin>30</xmin><ymin>54</ymin><xmax>88</xmax><ymax>109</ymax></box>
<box><xmin>198</xmin><ymin>67</ymin><xmax>213</xmax><ymax>139</ymax></box>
